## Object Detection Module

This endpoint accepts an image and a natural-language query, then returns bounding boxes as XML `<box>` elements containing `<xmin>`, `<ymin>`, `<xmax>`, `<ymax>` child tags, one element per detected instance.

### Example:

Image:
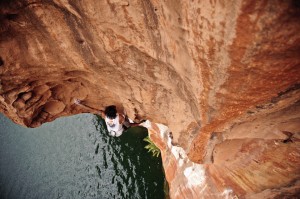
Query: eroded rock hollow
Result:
<box><xmin>1</xmin><ymin>0</ymin><xmax>299</xmax><ymax>198</ymax></box>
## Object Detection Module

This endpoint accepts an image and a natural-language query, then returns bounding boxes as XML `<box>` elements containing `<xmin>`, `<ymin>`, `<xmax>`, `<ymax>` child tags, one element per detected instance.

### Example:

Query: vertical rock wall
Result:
<box><xmin>0</xmin><ymin>0</ymin><xmax>299</xmax><ymax>198</ymax></box>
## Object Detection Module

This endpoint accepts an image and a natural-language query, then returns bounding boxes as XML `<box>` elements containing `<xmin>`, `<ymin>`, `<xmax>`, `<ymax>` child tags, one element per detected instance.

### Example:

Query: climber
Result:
<box><xmin>102</xmin><ymin>105</ymin><xmax>144</xmax><ymax>137</ymax></box>
<box><xmin>74</xmin><ymin>99</ymin><xmax>142</xmax><ymax>137</ymax></box>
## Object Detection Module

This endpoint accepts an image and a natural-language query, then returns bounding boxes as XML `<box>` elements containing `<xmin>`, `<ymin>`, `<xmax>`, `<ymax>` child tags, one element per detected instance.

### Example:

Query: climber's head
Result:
<box><xmin>105</xmin><ymin>105</ymin><xmax>117</xmax><ymax>119</ymax></box>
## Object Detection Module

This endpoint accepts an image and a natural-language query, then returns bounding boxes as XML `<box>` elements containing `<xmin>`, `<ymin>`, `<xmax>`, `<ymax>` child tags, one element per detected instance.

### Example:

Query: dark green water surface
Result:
<box><xmin>0</xmin><ymin>113</ymin><xmax>165</xmax><ymax>199</ymax></box>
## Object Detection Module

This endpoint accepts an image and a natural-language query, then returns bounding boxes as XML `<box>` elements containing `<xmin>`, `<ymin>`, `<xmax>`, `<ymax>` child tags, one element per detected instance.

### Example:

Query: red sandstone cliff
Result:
<box><xmin>0</xmin><ymin>0</ymin><xmax>299</xmax><ymax>198</ymax></box>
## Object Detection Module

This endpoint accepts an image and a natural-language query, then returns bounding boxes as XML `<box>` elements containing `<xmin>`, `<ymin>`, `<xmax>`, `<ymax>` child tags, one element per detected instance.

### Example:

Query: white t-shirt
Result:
<box><xmin>105</xmin><ymin>115</ymin><xmax>124</xmax><ymax>137</ymax></box>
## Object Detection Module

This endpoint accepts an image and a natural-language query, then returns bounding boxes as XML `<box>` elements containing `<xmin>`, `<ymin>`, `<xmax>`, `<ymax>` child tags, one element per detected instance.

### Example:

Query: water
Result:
<box><xmin>0</xmin><ymin>113</ymin><xmax>165</xmax><ymax>199</ymax></box>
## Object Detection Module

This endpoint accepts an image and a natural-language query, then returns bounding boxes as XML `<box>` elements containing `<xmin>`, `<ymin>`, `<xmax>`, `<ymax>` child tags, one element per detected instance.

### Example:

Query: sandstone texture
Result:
<box><xmin>0</xmin><ymin>0</ymin><xmax>299</xmax><ymax>198</ymax></box>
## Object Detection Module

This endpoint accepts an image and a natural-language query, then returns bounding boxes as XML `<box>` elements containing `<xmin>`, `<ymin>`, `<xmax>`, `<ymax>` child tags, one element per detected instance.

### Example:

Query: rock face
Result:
<box><xmin>0</xmin><ymin>0</ymin><xmax>299</xmax><ymax>198</ymax></box>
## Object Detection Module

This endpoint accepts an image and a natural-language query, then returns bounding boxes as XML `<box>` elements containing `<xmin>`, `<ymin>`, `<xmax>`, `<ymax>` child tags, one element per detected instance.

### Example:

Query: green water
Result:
<box><xmin>0</xmin><ymin>113</ymin><xmax>165</xmax><ymax>199</ymax></box>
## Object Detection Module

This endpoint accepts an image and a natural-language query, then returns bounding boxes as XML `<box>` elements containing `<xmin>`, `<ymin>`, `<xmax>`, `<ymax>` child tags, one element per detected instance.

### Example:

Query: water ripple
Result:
<box><xmin>0</xmin><ymin>114</ymin><xmax>165</xmax><ymax>199</ymax></box>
